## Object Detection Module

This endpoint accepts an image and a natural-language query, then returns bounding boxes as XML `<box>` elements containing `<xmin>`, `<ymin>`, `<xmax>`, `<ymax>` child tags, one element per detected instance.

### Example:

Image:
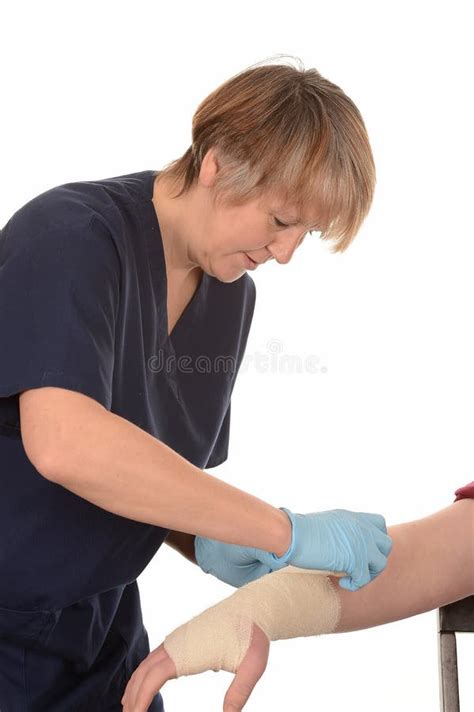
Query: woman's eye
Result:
<box><xmin>273</xmin><ymin>216</ymin><xmax>289</xmax><ymax>228</ymax></box>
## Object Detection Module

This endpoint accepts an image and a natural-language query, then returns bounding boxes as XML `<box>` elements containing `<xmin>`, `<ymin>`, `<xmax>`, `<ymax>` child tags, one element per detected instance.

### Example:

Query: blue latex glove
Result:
<box><xmin>195</xmin><ymin>507</ymin><xmax>393</xmax><ymax>591</ymax></box>
<box><xmin>194</xmin><ymin>535</ymin><xmax>274</xmax><ymax>588</ymax></box>
<box><xmin>256</xmin><ymin>507</ymin><xmax>393</xmax><ymax>591</ymax></box>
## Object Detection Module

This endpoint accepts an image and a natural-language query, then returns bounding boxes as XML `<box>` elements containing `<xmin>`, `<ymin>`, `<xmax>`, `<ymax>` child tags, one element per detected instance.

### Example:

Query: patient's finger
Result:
<box><xmin>121</xmin><ymin>643</ymin><xmax>176</xmax><ymax>712</ymax></box>
<box><xmin>223</xmin><ymin>622</ymin><xmax>270</xmax><ymax>712</ymax></box>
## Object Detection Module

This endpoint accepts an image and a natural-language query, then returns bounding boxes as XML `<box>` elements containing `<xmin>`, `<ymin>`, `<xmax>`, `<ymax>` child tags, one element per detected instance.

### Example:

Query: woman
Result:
<box><xmin>0</xmin><ymin>59</ymin><xmax>441</xmax><ymax>710</ymax></box>
<box><xmin>121</xmin><ymin>482</ymin><xmax>474</xmax><ymax>712</ymax></box>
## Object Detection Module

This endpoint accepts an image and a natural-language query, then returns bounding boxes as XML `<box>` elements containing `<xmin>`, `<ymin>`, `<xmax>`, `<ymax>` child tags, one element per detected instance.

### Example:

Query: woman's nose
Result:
<box><xmin>267</xmin><ymin>231</ymin><xmax>304</xmax><ymax>264</ymax></box>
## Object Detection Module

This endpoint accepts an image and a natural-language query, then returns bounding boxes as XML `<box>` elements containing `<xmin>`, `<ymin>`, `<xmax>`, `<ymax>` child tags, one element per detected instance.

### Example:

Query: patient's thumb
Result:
<box><xmin>223</xmin><ymin>621</ymin><xmax>269</xmax><ymax>712</ymax></box>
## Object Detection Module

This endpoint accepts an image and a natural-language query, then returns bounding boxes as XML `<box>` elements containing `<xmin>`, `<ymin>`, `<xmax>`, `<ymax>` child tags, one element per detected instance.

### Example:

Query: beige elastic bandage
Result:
<box><xmin>163</xmin><ymin>565</ymin><xmax>344</xmax><ymax>676</ymax></box>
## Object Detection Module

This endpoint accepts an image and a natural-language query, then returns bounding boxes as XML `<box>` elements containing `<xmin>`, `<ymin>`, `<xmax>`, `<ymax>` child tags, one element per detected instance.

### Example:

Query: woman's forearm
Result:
<box><xmin>43</xmin><ymin>403</ymin><xmax>291</xmax><ymax>556</ymax></box>
<box><xmin>329</xmin><ymin>498</ymin><xmax>474</xmax><ymax>633</ymax></box>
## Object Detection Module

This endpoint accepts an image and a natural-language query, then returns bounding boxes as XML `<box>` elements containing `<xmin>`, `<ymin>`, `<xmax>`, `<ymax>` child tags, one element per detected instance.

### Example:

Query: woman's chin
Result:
<box><xmin>219</xmin><ymin>272</ymin><xmax>246</xmax><ymax>284</ymax></box>
<box><xmin>211</xmin><ymin>262</ymin><xmax>248</xmax><ymax>283</ymax></box>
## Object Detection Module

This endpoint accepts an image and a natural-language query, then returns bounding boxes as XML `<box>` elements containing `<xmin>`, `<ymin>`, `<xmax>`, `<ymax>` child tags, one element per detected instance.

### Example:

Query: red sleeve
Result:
<box><xmin>453</xmin><ymin>481</ymin><xmax>474</xmax><ymax>502</ymax></box>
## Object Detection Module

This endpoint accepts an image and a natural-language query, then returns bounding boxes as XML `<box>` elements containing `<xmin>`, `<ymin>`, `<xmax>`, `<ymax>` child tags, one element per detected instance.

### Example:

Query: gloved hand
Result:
<box><xmin>255</xmin><ymin>507</ymin><xmax>393</xmax><ymax>591</ymax></box>
<box><xmin>195</xmin><ymin>507</ymin><xmax>393</xmax><ymax>592</ymax></box>
<box><xmin>194</xmin><ymin>535</ymin><xmax>274</xmax><ymax>588</ymax></box>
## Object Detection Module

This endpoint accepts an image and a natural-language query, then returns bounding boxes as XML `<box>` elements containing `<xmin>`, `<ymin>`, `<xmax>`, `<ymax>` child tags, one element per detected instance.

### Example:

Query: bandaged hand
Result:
<box><xmin>164</xmin><ymin>564</ymin><xmax>344</xmax><ymax>677</ymax></box>
<box><xmin>122</xmin><ymin>565</ymin><xmax>345</xmax><ymax>711</ymax></box>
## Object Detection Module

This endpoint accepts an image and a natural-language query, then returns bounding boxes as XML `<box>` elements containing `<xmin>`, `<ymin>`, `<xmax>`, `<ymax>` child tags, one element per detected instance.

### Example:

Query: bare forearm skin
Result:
<box><xmin>45</xmin><ymin>408</ymin><xmax>292</xmax><ymax>557</ymax></box>
<box><xmin>329</xmin><ymin>498</ymin><xmax>474</xmax><ymax>633</ymax></box>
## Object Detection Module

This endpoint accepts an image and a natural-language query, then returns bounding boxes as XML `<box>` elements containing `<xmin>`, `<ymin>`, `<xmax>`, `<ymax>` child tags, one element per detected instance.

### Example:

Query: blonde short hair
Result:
<box><xmin>159</xmin><ymin>56</ymin><xmax>376</xmax><ymax>254</ymax></box>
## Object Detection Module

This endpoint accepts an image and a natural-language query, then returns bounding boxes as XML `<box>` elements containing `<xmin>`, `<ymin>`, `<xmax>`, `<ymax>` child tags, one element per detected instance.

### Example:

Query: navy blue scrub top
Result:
<box><xmin>0</xmin><ymin>170</ymin><xmax>256</xmax><ymax>709</ymax></box>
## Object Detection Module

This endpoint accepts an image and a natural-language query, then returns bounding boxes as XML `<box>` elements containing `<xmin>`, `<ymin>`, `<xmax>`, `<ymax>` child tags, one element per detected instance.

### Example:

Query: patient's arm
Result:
<box><xmin>166</xmin><ymin>499</ymin><xmax>473</xmax><ymax>671</ymax></box>
<box><xmin>121</xmin><ymin>499</ymin><xmax>473</xmax><ymax>711</ymax></box>
<box><xmin>330</xmin><ymin>498</ymin><xmax>474</xmax><ymax>633</ymax></box>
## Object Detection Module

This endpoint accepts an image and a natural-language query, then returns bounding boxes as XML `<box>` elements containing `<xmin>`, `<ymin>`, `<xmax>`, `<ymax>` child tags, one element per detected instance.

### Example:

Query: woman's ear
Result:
<box><xmin>199</xmin><ymin>146</ymin><xmax>220</xmax><ymax>188</ymax></box>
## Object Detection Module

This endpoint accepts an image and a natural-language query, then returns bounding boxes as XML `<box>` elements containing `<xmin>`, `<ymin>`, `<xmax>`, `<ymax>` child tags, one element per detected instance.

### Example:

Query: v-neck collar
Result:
<box><xmin>143</xmin><ymin>170</ymin><xmax>209</xmax><ymax>354</ymax></box>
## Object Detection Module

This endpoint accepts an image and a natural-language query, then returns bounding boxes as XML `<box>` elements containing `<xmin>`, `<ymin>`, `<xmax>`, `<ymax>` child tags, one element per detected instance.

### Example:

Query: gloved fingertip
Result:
<box><xmin>338</xmin><ymin>577</ymin><xmax>350</xmax><ymax>590</ymax></box>
<box><xmin>338</xmin><ymin>577</ymin><xmax>357</xmax><ymax>591</ymax></box>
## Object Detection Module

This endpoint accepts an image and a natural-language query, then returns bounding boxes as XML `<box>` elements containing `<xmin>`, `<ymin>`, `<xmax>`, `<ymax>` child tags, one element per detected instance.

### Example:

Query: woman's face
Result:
<box><xmin>154</xmin><ymin>149</ymin><xmax>320</xmax><ymax>284</ymax></box>
<box><xmin>196</xmin><ymin>189</ymin><xmax>316</xmax><ymax>283</ymax></box>
<box><xmin>190</xmin><ymin>151</ymin><xmax>320</xmax><ymax>283</ymax></box>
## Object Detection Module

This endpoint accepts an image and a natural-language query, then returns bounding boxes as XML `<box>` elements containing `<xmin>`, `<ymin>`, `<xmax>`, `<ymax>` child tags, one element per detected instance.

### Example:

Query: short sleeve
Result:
<box><xmin>205</xmin><ymin>402</ymin><xmax>231</xmax><ymax>468</ymax></box>
<box><xmin>0</xmin><ymin>212</ymin><xmax>120</xmax><ymax>414</ymax></box>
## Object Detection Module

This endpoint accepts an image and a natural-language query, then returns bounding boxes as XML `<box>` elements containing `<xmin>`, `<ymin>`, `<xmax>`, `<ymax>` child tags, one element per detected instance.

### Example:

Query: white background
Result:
<box><xmin>1</xmin><ymin>1</ymin><xmax>473</xmax><ymax>710</ymax></box>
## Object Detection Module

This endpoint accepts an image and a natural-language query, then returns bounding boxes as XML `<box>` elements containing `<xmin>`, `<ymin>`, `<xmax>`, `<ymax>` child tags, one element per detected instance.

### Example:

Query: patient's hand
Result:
<box><xmin>121</xmin><ymin>620</ymin><xmax>270</xmax><ymax>712</ymax></box>
<box><xmin>121</xmin><ymin>566</ymin><xmax>341</xmax><ymax>711</ymax></box>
